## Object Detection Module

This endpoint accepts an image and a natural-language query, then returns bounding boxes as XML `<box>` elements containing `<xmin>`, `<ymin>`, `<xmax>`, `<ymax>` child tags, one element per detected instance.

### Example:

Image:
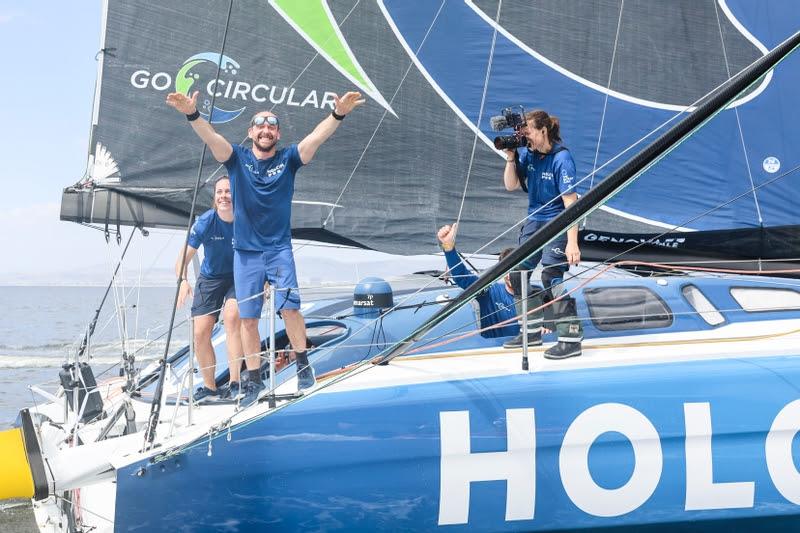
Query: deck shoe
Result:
<box><xmin>227</xmin><ymin>381</ymin><xmax>243</xmax><ymax>401</ymax></box>
<box><xmin>502</xmin><ymin>331</ymin><xmax>543</xmax><ymax>349</ymax></box>
<box><xmin>193</xmin><ymin>386</ymin><xmax>222</xmax><ymax>403</ymax></box>
<box><xmin>241</xmin><ymin>380</ymin><xmax>265</xmax><ymax>407</ymax></box>
<box><xmin>295</xmin><ymin>352</ymin><xmax>316</xmax><ymax>391</ymax></box>
<box><xmin>544</xmin><ymin>341</ymin><xmax>582</xmax><ymax>360</ymax></box>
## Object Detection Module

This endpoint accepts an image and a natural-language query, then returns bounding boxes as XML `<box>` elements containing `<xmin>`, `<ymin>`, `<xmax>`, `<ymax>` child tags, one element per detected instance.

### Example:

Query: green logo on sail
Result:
<box><xmin>175</xmin><ymin>53</ymin><xmax>246</xmax><ymax>124</ymax></box>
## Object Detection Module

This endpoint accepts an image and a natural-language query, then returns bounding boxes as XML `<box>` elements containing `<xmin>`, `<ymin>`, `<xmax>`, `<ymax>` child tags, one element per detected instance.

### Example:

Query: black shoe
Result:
<box><xmin>193</xmin><ymin>386</ymin><xmax>223</xmax><ymax>403</ymax></box>
<box><xmin>295</xmin><ymin>352</ymin><xmax>316</xmax><ymax>390</ymax></box>
<box><xmin>544</xmin><ymin>341</ymin><xmax>582</xmax><ymax>360</ymax></box>
<box><xmin>503</xmin><ymin>331</ymin><xmax>543</xmax><ymax>349</ymax></box>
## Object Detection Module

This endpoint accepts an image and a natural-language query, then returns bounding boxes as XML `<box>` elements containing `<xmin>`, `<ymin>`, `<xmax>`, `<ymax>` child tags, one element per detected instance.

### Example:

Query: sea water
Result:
<box><xmin>0</xmin><ymin>285</ymin><xmax>185</xmax><ymax>531</ymax></box>
<box><xmin>0</xmin><ymin>285</ymin><xmax>187</xmax><ymax>429</ymax></box>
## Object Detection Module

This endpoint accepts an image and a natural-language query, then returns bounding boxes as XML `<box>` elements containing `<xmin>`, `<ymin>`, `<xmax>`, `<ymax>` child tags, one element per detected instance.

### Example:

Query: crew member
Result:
<box><xmin>438</xmin><ymin>223</ymin><xmax>519</xmax><ymax>338</ymax></box>
<box><xmin>502</xmin><ymin>110</ymin><xmax>583</xmax><ymax>359</ymax></box>
<box><xmin>167</xmin><ymin>89</ymin><xmax>364</xmax><ymax>405</ymax></box>
<box><xmin>176</xmin><ymin>176</ymin><xmax>243</xmax><ymax>401</ymax></box>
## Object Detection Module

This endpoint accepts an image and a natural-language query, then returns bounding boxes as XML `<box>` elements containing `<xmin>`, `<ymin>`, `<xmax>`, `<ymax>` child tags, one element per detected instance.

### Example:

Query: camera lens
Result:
<box><xmin>494</xmin><ymin>135</ymin><xmax>523</xmax><ymax>150</ymax></box>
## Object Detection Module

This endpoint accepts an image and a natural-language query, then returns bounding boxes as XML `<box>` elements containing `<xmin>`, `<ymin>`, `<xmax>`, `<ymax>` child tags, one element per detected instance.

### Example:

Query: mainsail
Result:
<box><xmin>62</xmin><ymin>0</ymin><xmax>800</xmax><ymax>270</ymax></box>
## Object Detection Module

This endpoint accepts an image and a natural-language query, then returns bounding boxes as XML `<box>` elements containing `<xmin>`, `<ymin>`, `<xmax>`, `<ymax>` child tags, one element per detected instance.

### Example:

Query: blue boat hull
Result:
<box><xmin>115</xmin><ymin>353</ymin><xmax>800</xmax><ymax>531</ymax></box>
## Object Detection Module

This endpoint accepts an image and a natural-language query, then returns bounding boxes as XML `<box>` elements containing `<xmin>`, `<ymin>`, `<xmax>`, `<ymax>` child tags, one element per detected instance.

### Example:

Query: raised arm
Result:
<box><xmin>298</xmin><ymin>91</ymin><xmax>365</xmax><ymax>164</ymax></box>
<box><xmin>503</xmin><ymin>149</ymin><xmax>522</xmax><ymax>191</ymax></box>
<box><xmin>166</xmin><ymin>91</ymin><xmax>233</xmax><ymax>163</ymax></box>
<box><xmin>438</xmin><ymin>224</ymin><xmax>477</xmax><ymax>289</ymax></box>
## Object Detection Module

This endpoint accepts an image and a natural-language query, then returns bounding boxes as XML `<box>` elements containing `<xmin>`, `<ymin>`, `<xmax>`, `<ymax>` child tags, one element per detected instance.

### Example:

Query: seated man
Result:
<box><xmin>176</xmin><ymin>176</ymin><xmax>243</xmax><ymax>402</ymax></box>
<box><xmin>437</xmin><ymin>224</ymin><xmax>519</xmax><ymax>338</ymax></box>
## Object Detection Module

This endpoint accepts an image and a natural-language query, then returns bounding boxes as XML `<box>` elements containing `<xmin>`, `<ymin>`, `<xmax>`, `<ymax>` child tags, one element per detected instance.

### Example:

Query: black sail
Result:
<box><xmin>62</xmin><ymin>1</ymin><xmax>800</xmax><ymax>271</ymax></box>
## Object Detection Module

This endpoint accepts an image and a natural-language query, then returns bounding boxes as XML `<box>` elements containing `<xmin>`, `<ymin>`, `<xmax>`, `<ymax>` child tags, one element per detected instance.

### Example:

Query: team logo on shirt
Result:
<box><xmin>266</xmin><ymin>162</ymin><xmax>287</xmax><ymax>178</ymax></box>
<box><xmin>541</xmin><ymin>171</ymin><xmax>554</xmax><ymax>181</ymax></box>
<box><xmin>561</xmin><ymin>169</ymin><xmax>574</xmax><ymax>184</ymax></box>
<box><xmin>243</xmin><ymin>162</ymin><xmax>287</xmax><ymax>178</ymax></box>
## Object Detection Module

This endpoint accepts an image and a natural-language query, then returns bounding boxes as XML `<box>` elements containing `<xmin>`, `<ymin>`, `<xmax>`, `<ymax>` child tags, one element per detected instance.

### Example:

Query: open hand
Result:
<box><xmin>333</xmin><ymin>91</ymin><xmax>366</xmax><ymax>116</ymax></box>
<box><xmin>166</xmin><ymin>91</ymin><xmax>198</xmax><ymax>115</ymax></box>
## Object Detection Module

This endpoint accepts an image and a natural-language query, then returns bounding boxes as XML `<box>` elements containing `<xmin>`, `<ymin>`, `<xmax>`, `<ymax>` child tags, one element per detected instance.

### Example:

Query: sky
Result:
<box><xmin>0</xmin><ymin>1</ymin><xmax>460</xmax><ymax>286</ymax></box>
<box><xmin>0</xmin><ymin>2</ymin><xmax>185</xmax><ymax>283</ymax></box>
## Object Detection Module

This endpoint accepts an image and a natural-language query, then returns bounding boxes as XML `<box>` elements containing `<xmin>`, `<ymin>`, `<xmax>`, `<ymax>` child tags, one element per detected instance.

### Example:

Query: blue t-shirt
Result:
<box><xmin>516</xmin><ymin>144</ymin><xmax>577</xmax><ymax>221</ymax></box>
<box><xmin>444</xmin><ymin>249</ymin><xmax>519</xmax><ymax>338</ymax></box>
<box><xmin>224</xmin><ymin>144</ymin><xmax>304</xmax><ymax>251</ymax></box>
<box><xmin>187</xmin><ymin>209</ymin><xmax>234</xmax><ymax>279</ymax></box>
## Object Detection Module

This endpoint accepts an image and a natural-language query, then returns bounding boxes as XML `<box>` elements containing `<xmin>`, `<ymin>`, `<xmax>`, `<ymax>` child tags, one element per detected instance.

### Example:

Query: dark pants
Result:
<box><xmin>510</xmin><ymin>219</ymin><xmax>583</xmax><ymax>342</ymax></box>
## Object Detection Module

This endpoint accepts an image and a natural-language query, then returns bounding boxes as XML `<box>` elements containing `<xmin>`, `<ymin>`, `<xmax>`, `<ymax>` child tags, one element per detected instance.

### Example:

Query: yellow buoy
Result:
<box><xmin>0</xmin><ymin>426</ymin><xmax>35</xmax><ymax>500</ymax></box>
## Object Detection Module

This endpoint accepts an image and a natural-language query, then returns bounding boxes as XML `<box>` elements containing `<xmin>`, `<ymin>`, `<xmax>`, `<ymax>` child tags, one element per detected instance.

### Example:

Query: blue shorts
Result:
<box><xmin>234</xmin><ymin>248</ymin><xmax>301</xmax><ymax>319</ymax></box>
<box><xmin>190</xmin><ymin>275</ymin><xmax>236</xmax><ymax>319</ymax></box>
<box><xmin>518</xmin><ymin>218</ymin><xmax>569</xmax><ymax>277</ymax></box>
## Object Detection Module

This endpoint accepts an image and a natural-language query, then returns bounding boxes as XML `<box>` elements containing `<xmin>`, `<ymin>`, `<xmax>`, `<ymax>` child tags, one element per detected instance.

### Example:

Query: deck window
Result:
<box><xmin>730</xmin><ymin>287</ymin><xmax>800</xmax><ymax>312</ymax></box>
<box><xmin>584</xmin><ymin>287</ymin><xmax>672</xmax><ymax>331</ymax></box>
<box><xmin>682</xmin><ymin>284</ymin><xmax>725</xmax><ymax>326</ymax></box>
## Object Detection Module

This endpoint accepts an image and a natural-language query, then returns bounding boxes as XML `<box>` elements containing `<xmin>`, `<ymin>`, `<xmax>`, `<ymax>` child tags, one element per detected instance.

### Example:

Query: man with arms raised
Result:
<box><xmin>167</xmin><ymin>90</ymin><xmax>364</xmax><ymax>406</ymax></box>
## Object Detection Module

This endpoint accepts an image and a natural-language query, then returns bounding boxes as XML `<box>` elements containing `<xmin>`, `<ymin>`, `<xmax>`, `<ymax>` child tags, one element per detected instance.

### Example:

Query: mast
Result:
<box><xmin>377</xmin><ymin>28</ymin><xmax>800</xmax><ymax>365</ymax></box>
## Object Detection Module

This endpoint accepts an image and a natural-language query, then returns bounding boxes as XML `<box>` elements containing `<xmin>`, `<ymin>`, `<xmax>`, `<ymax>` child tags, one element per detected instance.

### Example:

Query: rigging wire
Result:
<box><xmin>712</xmin><ymin>0</ymin><xmax>763</xmax><ymax>225</ymax></box>
<box><xmin>103</xmin><ymin>5</ymin><xmax>796</xmax><ymax>458</ymax></box>
<box><xmin>196</xmin><ymin>0</ymin><xmax>365</xmax><ymax>191</ymax></box>
<box><xmin>371</xmin><ymin>32</ymin><xmax>800</xmax><ymax>367</ymax></box>
<box><xmin>454</xmin><ymin>0</ymin><xmax>503</xmax><ymax>229</ymax></box>
<box><xmin>246</xmin><ymin>136</ymin><xmax>800</xmax><ymax>396</ymax></box>
<box><xmin>105</xmin><ymin>231</ymin><xmax>132</xmax><ymax>380</ymax></box>
<box><xmin>144</xmin><ymin>0</ymin><xmax>235</xmax><ymax>448</ymax></box>
<box><xmin>53</xmin><ymin>492</ymin><xmax>115</xmax><ymax>526</ymax></box>
<box><xmin>76</xmin><ymin>227</ymin><xmax>138</xmax><ymax>359</ymax></box>
<box><xmin>143</xmin><ymin>0</ymin><xmax>761</xmax><ymax>389</ymax></box>
<box><xmin>589</xmin><ymin>0</ymin><xmax>625</xmax><ymax>190</ymax></box>
<box><xmin>129</xmin><ymin>152</ymin><xmax>800</xmax><ymax>431</ymax></box>
<box><xmin>322</xmin><ymin>0</ymin><xmax>448</xmax><ymax>228</ymax></box>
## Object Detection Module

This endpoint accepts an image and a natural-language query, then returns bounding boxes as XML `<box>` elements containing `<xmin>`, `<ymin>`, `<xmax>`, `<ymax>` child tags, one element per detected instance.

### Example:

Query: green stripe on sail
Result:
<box><xmin>274</xmin><ymin>0</ymin><xmax>371</xmax><ymax>88</ymax></box>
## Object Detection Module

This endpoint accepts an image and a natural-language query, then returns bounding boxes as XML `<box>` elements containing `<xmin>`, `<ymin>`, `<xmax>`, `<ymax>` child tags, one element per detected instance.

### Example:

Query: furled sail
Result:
<box><xmin>62</xmin><ymin>0</ymin><xmax>800</xmax><ymax>270</ymax></box>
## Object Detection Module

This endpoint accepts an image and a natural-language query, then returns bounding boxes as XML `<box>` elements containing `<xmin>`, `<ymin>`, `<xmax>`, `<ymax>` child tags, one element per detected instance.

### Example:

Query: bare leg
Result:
<box><xmin>193</xmin><ymin>315</ymin><xmax>217</xmax><ymax>390</ymax></box>
<box><xmin>240</xmin><ymin>318</ymin><xmax>262</xmax><ymax>371</ymax></box>
<box><xmin>222</xmin><ymin>299</ymin><xmax>242</xmax><ymax>382</ymax></box>
<box><xmin>281</xmin><ymin>309</ymin><xmax>307</xmax><ymax>359</ymax></box>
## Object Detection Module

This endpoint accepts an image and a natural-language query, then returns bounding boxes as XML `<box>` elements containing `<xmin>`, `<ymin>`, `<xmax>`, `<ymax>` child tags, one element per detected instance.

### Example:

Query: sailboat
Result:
<box><xmin>2</xmin><ymin>0</ymin><xmax>800</xmax><ymax>531</ymax></box>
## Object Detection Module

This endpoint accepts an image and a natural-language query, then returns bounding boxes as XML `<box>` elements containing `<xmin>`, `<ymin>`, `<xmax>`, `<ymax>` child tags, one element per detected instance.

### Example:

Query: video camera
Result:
<box><xmin>490</xmin><ymin>105</ymin><xmax>528</xmax><ymax>150</ymax></box>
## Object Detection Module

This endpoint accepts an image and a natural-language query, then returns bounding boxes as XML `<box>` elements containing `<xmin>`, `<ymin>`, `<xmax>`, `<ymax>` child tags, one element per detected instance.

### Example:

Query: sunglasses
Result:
<box><xmin>250</xmin><ymin>115</ymin><xmax>279</xmax><ymax>127</ymax></box>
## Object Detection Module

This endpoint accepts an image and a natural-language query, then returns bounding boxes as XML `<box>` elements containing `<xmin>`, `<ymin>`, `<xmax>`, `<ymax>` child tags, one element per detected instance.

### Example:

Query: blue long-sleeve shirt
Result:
<box><xmin>444</xmin><ymin>249</ymin><xmax>519</xmax><ymax>338</ymax></box>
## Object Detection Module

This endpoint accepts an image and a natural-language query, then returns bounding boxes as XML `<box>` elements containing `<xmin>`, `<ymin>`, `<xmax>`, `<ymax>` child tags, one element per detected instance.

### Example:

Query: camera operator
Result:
<box><xmin>502</xmin><ymin>109</ymin><xmax>583</xmax><ymax>359</ymax></box>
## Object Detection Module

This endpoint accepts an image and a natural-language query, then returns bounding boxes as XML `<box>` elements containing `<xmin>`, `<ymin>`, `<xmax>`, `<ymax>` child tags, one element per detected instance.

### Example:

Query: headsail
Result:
<box><xmin>63</xmin><ymin>0</ymin><xmax>800</xmax><ymax>270</ymax></box>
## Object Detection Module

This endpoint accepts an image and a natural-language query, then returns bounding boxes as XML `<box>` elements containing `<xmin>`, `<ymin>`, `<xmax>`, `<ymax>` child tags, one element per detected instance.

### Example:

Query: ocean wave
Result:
<box><xmin>0</xmin><ymin>338</ymin><xmax>188</xmax><ymax>358</ymax></box>
<box><xmin>0</xmin><ymin>354</ymin><xmax>163</xmax><ymax>369</ymax></box>
<box><xmin>0</xmin><ymin>342</ymin><xmax>75</xmax><ymax>352</ymax></box>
